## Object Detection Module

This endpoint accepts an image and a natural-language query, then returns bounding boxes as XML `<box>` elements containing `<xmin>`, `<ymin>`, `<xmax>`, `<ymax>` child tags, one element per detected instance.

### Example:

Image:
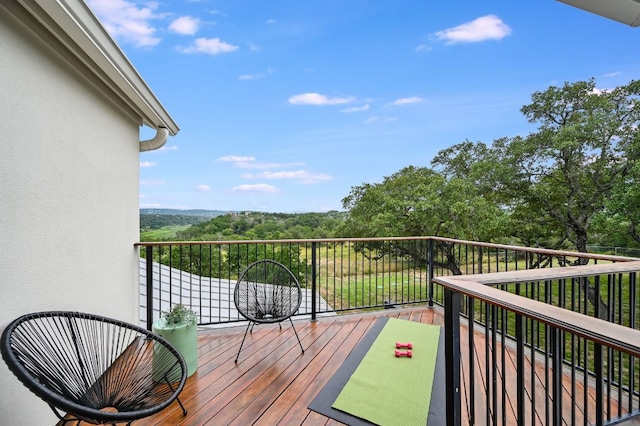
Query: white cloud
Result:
<box><xmin>158</xmin><ymin>145</ymin><xmax>179</xmax><ymax>152</ymax></box>
<box><xmin>416</xmin><ymin>45</ymin><xmax>432</xmax><ymax>52</ymax></box>
<box><xmin>341</xmin><ymin>104</ymin><xmax>370</xmax><ymax>113</ymax></box>
<box><xmin>86</xmin><ymin>0</ymin><xmax>161</xmax><ymax>47</ymax></box>
<box><xmin>364</xmin><ymin>116</ymin><xmax>398</xmax><ymax>124</ymax></box>
<box><xmin>239</xmin><ymin>73</ymin><xmax>263</xmax><ymax>80</ymax></box>
<box><xmin>262</xmin><ymin>170</ymin><xmax>333</xmax><ymax>184</ymax></box>
<box><xmin>219</xmin><ymin>155</ymin><xmax>303</xmax><ymax>169</ymax></box>
<box><xmin>602</xmin><ymin>72</ymin><xmax>622</xmax><ymax>78</ymax></box>
<box><xmin>140</xmin><ymin>179</ymin><xmax>165</xmax><ymax>185</ymax></box>
<box><xmin>140</xmin><ymin>161</ymin><xmax>156</xmax><ymax>167</ymax></box>
<box><xmin>169</xmin><ymin>16</ymin><xmax>200</xmax><ymax>35</ymax></box>
<box><xmin>390</xmin><ymin>97</ymin><xmax>424</xmax><ymax>106</ymax></box>
<box><xmin>197</xmin><ymin>184</ymin><xmax>211</xmax><ymax>191</ymax></box>
<box><xmin>266</xmin><ymin>18</ymin><xmax>277</xmax><ymax>24</ymax></box>
<box><xmin>591</xmin><ymin>87</ymin><xmax>613</xmax><ymax>95</ymax></box>
<box><xmin>433</xmin><ymin>15</ymin><xmax>511</xmax><ymax>44</ymax></box>
<box><xmin>179</xmin><ymin>38</ymin><xmax>239</xmax><ymax>55</ymax></box>
<box><xmin>289</xmin><ymin>93</ymin><xmax>356</xmax><ymax>105</ymax></box>
<box><xmin>238</xmin><ymin>67</ymin><xmax>275</xmax><ymax>80</ymax></box>
<box><xmin>232</xmin><ymin>184</ymin><xmax>279</xmax><ymax>194</ymax></box>
<box><xmin>219</xmin><ymin>155</ymin><xmax>255</xmax><ymax>163</ymax></box>
<box><xmin>241</xmin><ymin>161</ymin><xmax>296</xmax><ymax>169</ymax></box>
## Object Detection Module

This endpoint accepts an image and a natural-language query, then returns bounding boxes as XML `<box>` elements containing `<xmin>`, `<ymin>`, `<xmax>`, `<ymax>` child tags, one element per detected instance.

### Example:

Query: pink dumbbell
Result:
<box><xmin>395</xmin><ymin>349</ymin><xmax>412</xmax><ymax>358</ymax></box>
<box><xmin>396</xmin><ymin>342</ymin><xmax>413</xmax><ymax>349</ymax></box>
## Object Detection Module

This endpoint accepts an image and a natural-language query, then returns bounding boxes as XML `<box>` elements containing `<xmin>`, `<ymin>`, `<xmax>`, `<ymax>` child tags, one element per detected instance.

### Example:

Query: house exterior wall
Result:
<box><xmin>0</xmin><ymin>10</ymin><xmax>141</xmax><ymax>425</ymax></box>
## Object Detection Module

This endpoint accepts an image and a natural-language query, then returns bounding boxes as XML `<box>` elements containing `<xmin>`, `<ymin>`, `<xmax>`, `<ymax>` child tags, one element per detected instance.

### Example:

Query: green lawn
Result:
<box><xmin>140</xmin><ymin>225</ymin><xmax>190</xmax><ymax>241</ymax></box>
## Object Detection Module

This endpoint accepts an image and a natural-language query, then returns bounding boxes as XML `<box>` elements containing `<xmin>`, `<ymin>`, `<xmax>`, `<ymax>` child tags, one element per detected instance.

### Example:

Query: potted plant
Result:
<box><xmin>153</xmin><ymin>304</ymin><xmax>198</xmax><ymax>377</ymax></box>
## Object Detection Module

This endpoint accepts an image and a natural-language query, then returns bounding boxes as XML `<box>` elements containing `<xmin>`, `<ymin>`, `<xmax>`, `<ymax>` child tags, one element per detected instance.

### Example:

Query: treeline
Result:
<box><xmin>175</xmin><ymin>211</ymin><xmax>348</xmax><ymax>241</ymax></box>
<box><xmin>140</xmin><ymin>214</ymin><xmax>213</xmax><ymax>230</ymax></box>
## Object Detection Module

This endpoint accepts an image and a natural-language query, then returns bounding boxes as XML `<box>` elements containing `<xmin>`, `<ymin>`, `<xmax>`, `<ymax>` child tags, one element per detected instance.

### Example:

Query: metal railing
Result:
<box><xmin>136</xmin><ymin>237</ymin><xmax>638</xmax><ymax>328</ymax></box>
<box><xmin>138</xmin><ymin>238</ymin><xmax>434</xmax><ymax>327</ymax></box>
<box><xmin>136</xmin><ymin>237</ymin><xmax>640</xmax><ymax>425</ymax></box>
<box><xmin>435</xmin><ymin>261</ymin><xmax>640</xmax><ymax>426</ymax></box>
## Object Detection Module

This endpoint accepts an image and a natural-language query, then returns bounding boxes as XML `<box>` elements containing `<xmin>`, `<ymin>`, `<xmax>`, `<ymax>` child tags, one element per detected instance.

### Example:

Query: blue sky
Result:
<box><xmin>86</xmin><ymin>0</ymin><xmax>639</xmax><ymax>213</ymax></box>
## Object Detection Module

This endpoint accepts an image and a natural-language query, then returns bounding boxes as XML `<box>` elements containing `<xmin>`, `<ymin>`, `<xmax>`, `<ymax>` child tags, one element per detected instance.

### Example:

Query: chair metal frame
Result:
<box><xmin>1</xmin><ymin>311</ymin><xmax>188</xmax><ymax>425</ymax></box>
<box><xmin>233</xmin><ymin>259</ymin><xmax>305</xmax><ymax>363</ymax></box>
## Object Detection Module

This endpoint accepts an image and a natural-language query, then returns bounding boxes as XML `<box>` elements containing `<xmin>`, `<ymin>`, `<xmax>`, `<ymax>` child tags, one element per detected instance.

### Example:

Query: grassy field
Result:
<box><xmin>140</xmin><ymin>225</ymin><xmax>190</xmax><ymax>241</ymax></box>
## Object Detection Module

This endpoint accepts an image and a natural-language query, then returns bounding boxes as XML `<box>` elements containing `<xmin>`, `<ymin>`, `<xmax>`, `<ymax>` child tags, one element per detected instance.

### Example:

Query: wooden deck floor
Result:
<box><xmin>63</xmin><ymin>306</ymin><xmax>618</xmax><ymax>425</ymax></box>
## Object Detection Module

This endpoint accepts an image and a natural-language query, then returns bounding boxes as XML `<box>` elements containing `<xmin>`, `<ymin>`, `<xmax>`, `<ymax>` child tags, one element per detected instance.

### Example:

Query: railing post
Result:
<box><xmin>595</xmin><ymin>342</ymin><xmax>604</xmax><ymax>426</ymax></box>
<box><xmin>428</xmin><ymin>238</ymin><xmax>434</xmax><ymax>307</ymax></box>
<box><xmin>311</xmin><ymin>241</ymin><xmax>317</xmax><ymax>322</ymax></box>
<box><xmin>551</xmin><ymin>326</ymin><xmax>563</xmax><ymax>426</ymax></box>
<box><xmin>467</xmin><ymin>296</ymin><xmax>476</xmax><ymax>424</ymax></box>
<box><xmin>515</xmin><ymin>282</ymin><xmax>525</xmax><ymax>426</ymax></box>
<box><xmin>515</xmin><ymin>313</ymin><xmax>525</xmax><ymax>425</ymax></box>
<box><xmin>145</xmin><ymin>245</ymin><xmax>154</xmax><ymax>331</ymax></box>
<box><xmin>444</xmin><ymin>288</ymin><xmax>461</xmax><ymax>426</ymax></box>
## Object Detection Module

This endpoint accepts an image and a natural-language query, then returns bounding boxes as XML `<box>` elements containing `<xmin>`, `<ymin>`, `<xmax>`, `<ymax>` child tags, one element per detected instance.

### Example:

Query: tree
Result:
<box><xmin>434</xmin><ymin>79</ymin><xmax>640</xmax><ymax>253</ymax></box>
<box><xmin>509</xmin><ymin>79</ymin><xmax>640</xmax><ymax>253</ymax></box>
<box><xmin>226</xmin><ymin>244</ymin><xmax>307</xmax><ymax>285</ymax></box>
<box><xmin>433</xmin><ymin>79</ymin><xmax>640</xmax><ymax>317</ymax></box>
<box><xmin>154</xmin><ymin>244</ymin><xmax>225</xmax><ymax>278</ymax></box>
<box><xmin>340</xmin><ymin>166</ymin><xmax>507</xmax><ymax>274</ymax></box>
<box><xmin>607</xmin><ymin>161</ymin><xmax>640</xmax><ymax>245</ymax></box>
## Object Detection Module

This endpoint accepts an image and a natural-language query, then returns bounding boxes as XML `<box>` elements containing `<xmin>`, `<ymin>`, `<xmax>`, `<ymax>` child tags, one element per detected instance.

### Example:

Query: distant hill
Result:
<box><xmin>140</xmin><ymin>209</ymin><xmax>228</xmax><ymax>230</ymax></box>
<box><xmin>140</xmin><ymin>209</ymin><xmax>228</xmax><ymax>217</ymax></box>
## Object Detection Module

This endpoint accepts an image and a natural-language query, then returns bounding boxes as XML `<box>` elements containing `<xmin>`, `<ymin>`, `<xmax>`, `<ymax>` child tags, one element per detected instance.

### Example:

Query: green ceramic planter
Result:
<box><xmin>153</xmin><ymin>320</ymin><xmax>198</xmax><ymax>378</ymax></box>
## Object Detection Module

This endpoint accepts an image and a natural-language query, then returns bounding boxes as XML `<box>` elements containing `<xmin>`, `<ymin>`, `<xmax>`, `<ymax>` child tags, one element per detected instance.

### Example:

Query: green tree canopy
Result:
<box><xmin>433</xmin><ymin>79</ymin><xmax>640</xmax><ymax>252</ymax></box>
<box><xmin>340</xmin><ymin>166</ymin><xmax>508</xmax><ymax>274</ymax></box>
<box><xmin>341</xmin><ymin>166</ymin><xmax>506</xmax><ymax>241</ymax></box>
<box><xmin>607</xmin><ymin>161</ymin><xmax>640</xmax><ymax>244</ymax></box>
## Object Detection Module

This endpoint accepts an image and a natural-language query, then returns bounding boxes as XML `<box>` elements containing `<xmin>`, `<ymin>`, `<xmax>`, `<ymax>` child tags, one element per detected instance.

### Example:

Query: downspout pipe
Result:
<box><xmin>139</xmin><ymin>127</ymin><xmax>169</xmax><ymax>152</ymax></box>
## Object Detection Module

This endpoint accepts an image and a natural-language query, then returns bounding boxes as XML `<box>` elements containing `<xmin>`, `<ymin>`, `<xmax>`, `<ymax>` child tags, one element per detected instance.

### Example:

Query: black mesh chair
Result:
<box><xmin>1</xmin><ymin>311</ymin><xmax>188</xmax><ymax>425</ymax></box>
<box><xmin>233</xmin><ymin>260</ymin><xmax>305</xmax><ymax>363</ymax></box>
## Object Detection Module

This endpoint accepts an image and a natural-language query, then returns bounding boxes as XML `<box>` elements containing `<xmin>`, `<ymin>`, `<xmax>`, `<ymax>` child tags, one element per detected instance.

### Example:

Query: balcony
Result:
<box><xmin>126</xmin><ymin>237</ymin><xmax>640</xmax><ymax>425</ymax></box>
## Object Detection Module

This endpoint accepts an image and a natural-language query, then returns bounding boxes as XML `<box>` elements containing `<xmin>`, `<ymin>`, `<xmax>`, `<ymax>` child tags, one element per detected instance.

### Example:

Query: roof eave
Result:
<box><xmin>13</xmin><ymin>0</ymin><xmax>179</xmax><ymax>136</ymax></box>
<box><xmin>557</xmin><ymin>0</ymin><xmax>640</xmax><ymax>27</ymax></box>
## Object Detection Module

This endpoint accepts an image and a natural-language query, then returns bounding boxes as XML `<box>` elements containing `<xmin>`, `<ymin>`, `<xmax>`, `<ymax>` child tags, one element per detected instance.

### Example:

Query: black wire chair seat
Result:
<box><xmin>1</xmin><ymin>311</ymin><xmax>188</xmax><ymax>425</ymax></box>
<box><xmin>233</xmin><ymin>260</ymin><xmax>305</xmax><ymax>362</ymax></box>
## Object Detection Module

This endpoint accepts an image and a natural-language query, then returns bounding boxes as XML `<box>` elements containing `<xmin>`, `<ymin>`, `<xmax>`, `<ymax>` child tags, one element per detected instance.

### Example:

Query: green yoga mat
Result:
<box><xmin>332</xmin><ymin>318</ymin><xmax>440</xmax><ymax>426</ymax></box>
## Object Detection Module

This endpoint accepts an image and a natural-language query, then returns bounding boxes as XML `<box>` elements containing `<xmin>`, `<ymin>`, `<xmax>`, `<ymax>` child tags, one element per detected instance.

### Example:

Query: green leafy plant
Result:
<box><xmin>160</xmin><ymin>304</ymin><xmax>198</xmax><ymax>327</ymax></box>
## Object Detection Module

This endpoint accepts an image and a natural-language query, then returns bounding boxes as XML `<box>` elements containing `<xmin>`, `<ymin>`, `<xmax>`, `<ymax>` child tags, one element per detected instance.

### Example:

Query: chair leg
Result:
<box><xmin>174</xmin><ymin>397</ymin><xmax>187</xmax><ymax>416</ymax></box>
<box><xmin>289</xmin><ymin>318</ymin><xmax>304</xmax><ymax>354</ymax></box>
<box><xmin>163</xmin><ymin>376</ymin><xmax>188</xmax><ymax>416</ymax></box>
<box><xmin>235</xmin><ymin>322</ymin><xmax>252</xmax><ymax>363</ymax></box>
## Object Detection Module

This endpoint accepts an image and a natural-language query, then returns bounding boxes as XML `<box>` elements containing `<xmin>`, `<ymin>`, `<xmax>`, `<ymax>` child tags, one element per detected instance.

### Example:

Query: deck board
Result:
<box><xmin>59</xmin><ymin>306</ymin><xmax>625</xmax><ymax>425</ymax></box>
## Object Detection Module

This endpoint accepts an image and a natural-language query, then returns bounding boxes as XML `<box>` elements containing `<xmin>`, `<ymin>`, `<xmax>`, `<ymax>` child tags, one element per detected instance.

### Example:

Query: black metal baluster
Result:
<box><xmin>445</xmin><ymin>288</ymin><xmax>461</xmax><ymax>426</ymax></box>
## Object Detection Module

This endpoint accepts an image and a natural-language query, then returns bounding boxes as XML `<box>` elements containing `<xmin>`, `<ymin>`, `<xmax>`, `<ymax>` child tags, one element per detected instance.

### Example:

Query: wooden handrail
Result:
<box><xmin>434</xmin><ymin>261</ymin><xmax>640</xmax><ymax>357</ymax></box>
<box><xmin>449</xmin><ymin>260</ymin><xmax>640</xmax><ymax>285</ymax></box>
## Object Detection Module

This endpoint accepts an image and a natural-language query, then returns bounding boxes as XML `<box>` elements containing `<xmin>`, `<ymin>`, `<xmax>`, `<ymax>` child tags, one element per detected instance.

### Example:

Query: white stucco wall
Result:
<box><xmin>0</xmin><ymin>11</ymin><xmax>141</xmax><ymax>425</ymax></box>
